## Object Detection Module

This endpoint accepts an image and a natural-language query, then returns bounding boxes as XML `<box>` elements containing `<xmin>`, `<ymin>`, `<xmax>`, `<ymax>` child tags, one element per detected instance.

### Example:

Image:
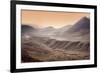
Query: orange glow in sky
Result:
<box><xmin>21</xmin><ymin>10</ymin><xmax>89</xmax><ymax>28</ymax></box>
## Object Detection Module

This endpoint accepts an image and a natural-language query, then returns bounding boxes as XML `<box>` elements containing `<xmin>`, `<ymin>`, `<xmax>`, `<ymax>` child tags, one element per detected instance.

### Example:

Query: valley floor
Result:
<box><xmin>21</xmin><ymin>37</ymin><xmax>90</xmax><ymax>62</ymax></box>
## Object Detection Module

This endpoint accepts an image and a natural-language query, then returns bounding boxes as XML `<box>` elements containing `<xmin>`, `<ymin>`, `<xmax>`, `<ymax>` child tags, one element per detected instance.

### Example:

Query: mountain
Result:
<box><xmin>21</xmin><ymin>17</ymin><xmax>90</xmax><ymax>62</ymax></box>
<box><xmin>52</xmin><ymin>17</ymin><xmax>90</xmax><ymax>41</ymax></box>
<box><xmin>21</xmin><ymin>25</ymin><xmax>36</xmax><ymax>33</ymax></box>
<box><xmin>41</xmin><ymin>26</ymin><xmax>55</xmax><ymax>31</ymax></box>
<box><xmin>36</xmin><ymin>26</ymin><xmax>56</xmax><ymax>36</ymax></box>
<box><xmin>52</xmin><ymin>25</ymin><xmax>72</xmax><ymax>36</ymax></box>
<box><xmin>59</xmin><ymin>25</ymin><xmax>72</xmax><ymax>31</ymax></box>
<box><xmin>67</xmin><ymin>17</ymin><xmax>90</xmax><ymax>33</ymax></box>
<box><xmin>21</xmin><ymin>25</ymin><xmax>44</xmax><ymax>38</ymax></box>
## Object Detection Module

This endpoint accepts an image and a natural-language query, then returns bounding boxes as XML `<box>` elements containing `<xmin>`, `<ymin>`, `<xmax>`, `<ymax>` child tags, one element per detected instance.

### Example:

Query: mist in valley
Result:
<box><xmin>21</xmin><ymin>16</ymin><xmax>90</xmax><ymax>62</ymax></box>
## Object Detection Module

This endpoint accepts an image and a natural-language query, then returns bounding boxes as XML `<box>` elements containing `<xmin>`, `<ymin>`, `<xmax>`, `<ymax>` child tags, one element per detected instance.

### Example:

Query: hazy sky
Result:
<box><xmin>21</xmin><ymin>10</ymin><xmax>89</xmax><ymax>28</ymax></box>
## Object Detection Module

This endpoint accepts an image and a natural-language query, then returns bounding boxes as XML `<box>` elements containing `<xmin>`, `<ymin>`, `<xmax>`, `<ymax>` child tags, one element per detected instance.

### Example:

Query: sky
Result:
<box><xmin>21</xmin><ymin>10</ymin><xmax>90</xmax><ymax>28</ymax></box>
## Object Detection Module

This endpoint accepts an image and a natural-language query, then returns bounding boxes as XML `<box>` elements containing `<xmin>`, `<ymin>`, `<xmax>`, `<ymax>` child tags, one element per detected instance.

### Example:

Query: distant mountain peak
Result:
<box><xmin>82</xmin><ymin>16</ymin><xmax>89</xmax><ymax>20</ymax></box>
<box><xmin>78</xmin><ymin>16</ymin><xmax>89</xmax><ymax>23</ymax></box>
<box><xmin>67</xmin><ymin>16</ymin><xmax>90</xmax><ymax>32</ymax></box>
<box><xmin>40</xmin><ymin>26</ymin><xmax>55</xmax><ymax>31</ymax></box>
<box><xmin>21</xmin><ymin>25</ymin><xmax>36</xmax><ymax>34</ymax></box>
<box><xmin>22</xmin><ymin>24</ymin><xmax>34</xmax><ymax>28</ymax></box>
<box><xmin>44</xmin><ymin>26</ymin><xmax>55</xmax><ymax>29</ymax></box>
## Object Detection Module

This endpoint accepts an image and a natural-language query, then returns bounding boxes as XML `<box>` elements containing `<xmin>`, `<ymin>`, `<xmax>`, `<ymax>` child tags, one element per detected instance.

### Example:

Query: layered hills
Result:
<box><xmin>21</xmin><ymin>17</ymin><xmax>90</xmax><ymax>62</ymax></box>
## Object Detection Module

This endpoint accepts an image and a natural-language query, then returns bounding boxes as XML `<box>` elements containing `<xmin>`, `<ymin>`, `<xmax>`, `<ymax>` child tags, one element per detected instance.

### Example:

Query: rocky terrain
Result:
<box><xmin>21</xmin><ymin>17</ymin><xmax>90</xmax><ymax>62</ymax></box>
